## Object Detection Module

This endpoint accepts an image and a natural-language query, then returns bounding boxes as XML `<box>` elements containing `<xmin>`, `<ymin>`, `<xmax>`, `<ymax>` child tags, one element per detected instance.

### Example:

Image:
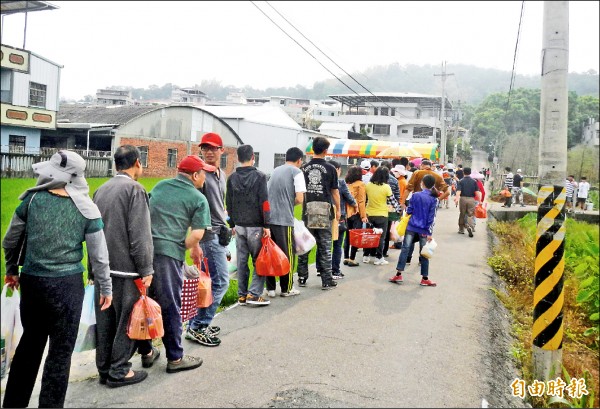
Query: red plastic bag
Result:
<box><xmin>127</xmin><ymin>279</ymin><xmax>164</xmax><ymax>340</ymax></box>
<box><xmin>256</xmin><ymin>236</ymin><xmax>291</xmax><ymax>277</ymax></box>
<box><xmin>474</xmin><ymin>203</ymin><xmax>487</xmax><ymax>219</ymax></box>
<box><xmin>197</xmin><ymin>258</ymin><xmax>213</xmax><ymax>308</ymax></box>
<box><xmin>349</xmin><ymin>229</ymin><xmax>381</xmax><ymax>249</ymax></box>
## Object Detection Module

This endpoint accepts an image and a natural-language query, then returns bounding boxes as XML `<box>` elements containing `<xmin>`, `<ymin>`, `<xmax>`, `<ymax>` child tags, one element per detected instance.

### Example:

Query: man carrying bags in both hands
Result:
<box><xmin>226</xmin><ymin>145</ymin><xmax>272</xmax><ymax>306</ymax></box>
<box><xmin>146</xmin><ymin>155</ymin><xmax>214</xmax><ymax>373</ymax></box>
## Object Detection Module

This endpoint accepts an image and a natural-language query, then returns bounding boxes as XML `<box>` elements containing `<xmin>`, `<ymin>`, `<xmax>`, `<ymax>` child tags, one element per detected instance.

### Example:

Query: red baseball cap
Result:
<box><xmin>199</xmin><ymin>132</ymin><xmax>223</xmax><ymax>147</ymax></box>
<box><xmin>177</xmin><ymin>155</ymin><xmax>216</xmax><ymax>173</ymax></box>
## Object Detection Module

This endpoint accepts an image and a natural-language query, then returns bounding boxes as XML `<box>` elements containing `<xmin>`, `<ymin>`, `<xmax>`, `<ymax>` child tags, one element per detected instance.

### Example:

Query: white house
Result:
<box><xmin>201</xmin><ymin>104</ymin><xmax>327</xmax><ymax>175</ymax></box>
<box><xmin>1</xmin><ymin>43</ymin><xmax>62</xmax><ymax>154</ymax></box>
<box><xmin>582</xmin><ymin>118</ymin><xmax>599</xmax><ymax>146</ymax></box>
<box><xmin>320</xmin><ymin>92</ymin><xmax>453</xmax><ymax>144</ymax></box>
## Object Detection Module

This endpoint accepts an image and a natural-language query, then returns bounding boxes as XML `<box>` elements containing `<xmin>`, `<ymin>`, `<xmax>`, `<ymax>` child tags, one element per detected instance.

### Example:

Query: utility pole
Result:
<box><xmin>434</xmin><ymin>61</ymin><xmax>454</xmax><ymax>164</ymax></box>
<box><xmin>533</xmin><ymin>1</ymin><xmax>568</xmax><ymax>382</ymax></box>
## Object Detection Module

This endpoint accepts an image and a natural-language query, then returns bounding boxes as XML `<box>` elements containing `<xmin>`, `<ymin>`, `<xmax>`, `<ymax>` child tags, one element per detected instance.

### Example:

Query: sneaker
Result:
<box><xmin>166</xmin><ymin>355</ymin><xmax>203</xmax><ymax>373</ymax></box>
<box><xmin>207</xmin><ymin>325</ymin><xmax>220</xmax><ymax>336</ymax></box>
<box><xmin>467</xmin><ymin>226</ymin><xmax>473</xmax><ymax>237</ymax></box>
<box><xmin>389</xmin><ymin>274</ymin><xmax>403</xmax><ymax>284</ymax></box>
<box><xmin>106</xmin><ymin>370</ymin><xmax>148</xmax><ymax>388</ymax></box>
<box><xmin>374</xmin><ymin>258</ymin><xmax>389</xmax><ymax>265</ymax></box>
<box><xmin>316</xmin><ymin>272</ymin><xmax>321</xmax><ymax>277</ymax></box>
<box><xmin>298</xmin><ymin>277</ymin><xmax>307</xmax><ymax>287</ymax></box>
<box><xmin>520</xmin><ymin>204</ymin><xmax>526</xmax><ymax>207</ymax></box>
<box><xmin>458</xmin><ymin>230</ymin><xmax>465</xmax><ymax>234</ymax></box>
<box><xmin>331</xmin><ymin>273</ymin><xmax>344</xmax><ymax>280</ymax></box>
<box><xmin>383</xmin><ymin>253</ymin><xmax>389</xmax><ymax>258</ymax></box>
<box><xmin>246</xmin><ymin>294</ymin><xmax>270</xmax><ymax>306</ymax></box>
<box><xmin>362</xmin><ymin>256</ymin><xmax>371</xmax><ymax>263</ymax></box>
<box><xmin>280</xmin><ymin>288</ymin><xmax>300</xmax><ymax>297</ymax></box>
<box><xmin>238</xmin><ymin>295</ymin><xmax>247</xmax><ymax>306</ymax></box>
<box><xmin>186</xmin><ymin>327</ymin><xmax>221</xmax><ymax>347</ymax></box>
<box><xmin>141</xmin><ymin>346</ymin><xmax>161</xmax><ymax>368</ymax></box>
<box><xmin>322</xmin><ymin>280</ymin><xmax>338</xmax><ymax>290</ymax></box>
<box><xmin>420</xmin><ymin>278</ymin><xmax>437</xmax><ymax>287</ymax></box>
<box><xmin>343</xmin><ymin>259</ymin><xmax>350</xmax><ymax>265</ymax></box>
<box><xmin>267</xmin><ymin>290</ymin><xmax>276</xmax><ymax>298</ymax></box>
<box><xmin>346</xmin><ymin>260</ymin><xmax>359</xmax><ymax>267</ymax></box>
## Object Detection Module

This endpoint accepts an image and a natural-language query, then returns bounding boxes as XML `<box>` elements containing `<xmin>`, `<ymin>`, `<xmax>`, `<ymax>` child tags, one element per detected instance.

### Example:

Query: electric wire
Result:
<box><xmin>506</xmin><ymin>1</ymin><xmax>525</xmax><ymax>113</ymax></box>
<box><xmin>263</xmin><ymin>1</ymin><xmax>412</xmax><ymax>122</ymax></box>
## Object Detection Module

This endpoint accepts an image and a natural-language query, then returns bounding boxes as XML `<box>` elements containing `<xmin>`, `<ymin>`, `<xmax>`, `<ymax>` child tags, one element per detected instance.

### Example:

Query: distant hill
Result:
<box><xmin>99</xmin><ymin>63</ymin><xmax>598</xmax><ymax>105</ymax></box>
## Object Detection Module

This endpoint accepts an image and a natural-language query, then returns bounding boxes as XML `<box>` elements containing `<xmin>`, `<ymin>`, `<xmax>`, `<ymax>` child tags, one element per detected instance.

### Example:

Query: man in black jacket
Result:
<box><xmin>226</xmin><ymin>145</ymin><xmax>271</xmax><ymax>306</ymax></box>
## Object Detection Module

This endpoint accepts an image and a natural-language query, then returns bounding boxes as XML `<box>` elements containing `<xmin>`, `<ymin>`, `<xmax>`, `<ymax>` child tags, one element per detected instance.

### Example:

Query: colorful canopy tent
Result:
<box><xmin>305</xmin><ymin>138</ymin><xmax>439</xmax><ymax>160</ymax></box>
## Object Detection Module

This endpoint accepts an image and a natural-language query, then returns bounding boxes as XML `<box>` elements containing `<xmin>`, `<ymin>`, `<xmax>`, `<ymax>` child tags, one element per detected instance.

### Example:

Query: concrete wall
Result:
<box><xmin>1</xmin><ymin>125</ymin><xmax>41</xmax><ymax>154</ymax></box>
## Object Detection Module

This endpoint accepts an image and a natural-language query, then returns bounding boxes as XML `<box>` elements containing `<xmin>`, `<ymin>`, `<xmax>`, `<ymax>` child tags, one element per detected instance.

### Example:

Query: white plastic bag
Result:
<box><xmin>420</xmin><ymin>238</ymin><xmax>438</xmax><ymax>259</ymax></box>
<box><xmin>74</xmin><ymin>284</ymin><xmax>96</xmax><ymax>352</ymax></box>
<box><xmin>293</xmin><ymin>218</ymin><xmax>316</xmax><ymax>255</ymax></box>
<box><xmin>1</xmin><ymin>284</ymin><xmax>23</xmax><ymax>376</ymax></box>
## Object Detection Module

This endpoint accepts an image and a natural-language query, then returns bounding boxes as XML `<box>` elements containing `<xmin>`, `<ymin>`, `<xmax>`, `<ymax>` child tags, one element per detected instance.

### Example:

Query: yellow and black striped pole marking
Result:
<box><xmin>533</xmin><ymin>184</ymin><xmax>566</xmax><ymax>350</ymax></box>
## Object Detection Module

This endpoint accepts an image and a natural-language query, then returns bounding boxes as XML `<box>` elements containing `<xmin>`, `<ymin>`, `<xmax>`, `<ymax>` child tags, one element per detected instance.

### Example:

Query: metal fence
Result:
<box><xmin>0</xmin><ymin>152</ymin><xmax>112</xmax><ymax>178</ymax></box>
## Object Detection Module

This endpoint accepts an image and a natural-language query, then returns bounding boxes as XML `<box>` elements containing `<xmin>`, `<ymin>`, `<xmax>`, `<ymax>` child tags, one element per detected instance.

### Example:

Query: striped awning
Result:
<box><xmin>305</xmin><ymin>139</ymin><xmax>439</xmax><ymax>160</ymax></box>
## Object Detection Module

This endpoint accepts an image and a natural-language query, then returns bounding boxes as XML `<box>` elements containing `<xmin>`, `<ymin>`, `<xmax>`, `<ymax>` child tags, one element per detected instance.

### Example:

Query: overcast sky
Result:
<box><xmin>1</xmin><ymin>1</ymin><xmax>598</xmax><ymax>101</ymax></box>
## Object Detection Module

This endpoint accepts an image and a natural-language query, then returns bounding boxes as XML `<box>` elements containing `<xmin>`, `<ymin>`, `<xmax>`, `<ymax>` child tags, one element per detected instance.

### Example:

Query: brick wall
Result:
<box><xmin>120</xmin><ymin>138</ymin><xmax>238</xmax><ymax>178</ymax></box>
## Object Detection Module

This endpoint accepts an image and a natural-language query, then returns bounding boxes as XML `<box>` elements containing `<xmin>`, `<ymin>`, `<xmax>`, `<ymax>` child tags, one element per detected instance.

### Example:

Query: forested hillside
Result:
<box><xmin>84</xmin><ymin>63</ymin><xmax>598</xmax><ymax>105</ymax></box>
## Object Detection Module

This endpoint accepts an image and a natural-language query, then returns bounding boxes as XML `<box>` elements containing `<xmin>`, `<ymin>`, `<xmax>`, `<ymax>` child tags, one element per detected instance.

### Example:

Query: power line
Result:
<box><xmin>506</xmin><ymin>1</ymin><xmax>525</xmax><ymax>113</ymax></box>
<box><xmin>249</xmin><ymin>1</ymin><xmax>364</xmax><ymax>105</ymax></box>
<box><xmin>263</xmin><ymin>1</ymin><xmax>412</xmax><ymax>122</ymax></box>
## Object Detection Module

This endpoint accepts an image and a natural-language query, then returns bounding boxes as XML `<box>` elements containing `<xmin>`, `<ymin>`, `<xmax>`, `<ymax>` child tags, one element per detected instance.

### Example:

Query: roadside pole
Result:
<box><xmin>533</xmin><ymin>1</ymin><xmax>568</xmax><ymax>381</ymax></box>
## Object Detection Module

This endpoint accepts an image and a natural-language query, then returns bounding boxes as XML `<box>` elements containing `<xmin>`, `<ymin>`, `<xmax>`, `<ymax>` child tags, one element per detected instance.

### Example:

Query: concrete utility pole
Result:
<box><xmin>533</xmin><ymin>1</ymin><xmax>568</xmax><ymax>382</ymax></box>
<box><xmin>434</xmin><ymin>61</ymin><xmax>453</xmax><ymax>164</ymax></box>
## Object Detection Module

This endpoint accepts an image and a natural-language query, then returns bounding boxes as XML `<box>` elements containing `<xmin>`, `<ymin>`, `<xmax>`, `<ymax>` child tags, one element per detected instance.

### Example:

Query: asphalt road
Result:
<box><xmin>1</xmin><ymin>151</ymin><xmax>527</xmax><ymax>408</ymax></box>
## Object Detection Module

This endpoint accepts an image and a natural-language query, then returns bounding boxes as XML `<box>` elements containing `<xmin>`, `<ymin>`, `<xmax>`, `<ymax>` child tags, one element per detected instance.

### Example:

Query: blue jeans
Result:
<box><xmin>190</xmin><ymin>234</ymin><xmax>230</xmax><ymax>330</ymax></box>
<box><xmin>395</xmin><ymin>230</ymin><xmax>430</xmax><ymax>278</ymax></box>
<box><xmin>332</xmin><ymin>219</ymin><xmax>348</xmax><ymax>274</ymax></box>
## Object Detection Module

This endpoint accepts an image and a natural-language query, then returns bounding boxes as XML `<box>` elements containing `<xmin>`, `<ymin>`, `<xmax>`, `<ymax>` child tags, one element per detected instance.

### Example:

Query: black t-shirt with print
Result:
<box><xmin>301</xmin><ymin>158</ymin><xmax>338</xmax><ymax>205</ymax></box>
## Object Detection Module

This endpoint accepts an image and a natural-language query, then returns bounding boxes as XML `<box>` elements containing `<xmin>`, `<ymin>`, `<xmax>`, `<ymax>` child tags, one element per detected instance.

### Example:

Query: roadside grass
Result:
<box><xmin>1</xmin><ymin>178</ymin><xmax>315</xmax><ymax>309</ymax></box>
<box><xmin>487</xmin><ymin>214</ymin><xmax>599</xmax><ymax>408</ymax></box>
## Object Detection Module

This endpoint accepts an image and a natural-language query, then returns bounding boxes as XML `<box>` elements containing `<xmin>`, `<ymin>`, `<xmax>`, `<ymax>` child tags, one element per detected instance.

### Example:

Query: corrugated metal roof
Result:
<box><xmin>57</xmin><ymin>105</ymin><xmax>161</xmax><ymax>127</ymax></box>
<box><xmin>1</xmin><ymin>0</ymin><xmax>58</xmax><ymax>15</ymax></box>
<box><xmin>201</xmin><ymin>105</ymin><xmax>302</xmax><ymax>130</ymax></box>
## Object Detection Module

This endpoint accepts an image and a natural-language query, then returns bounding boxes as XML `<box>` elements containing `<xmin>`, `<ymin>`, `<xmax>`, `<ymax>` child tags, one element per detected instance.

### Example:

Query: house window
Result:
<box><xmin>1</xmin><ymin>68</ymin><xmax>13</xmax><ymax>103</ymax></box>
<box><xmin>9</xmin><ymin>135</ymin><xmax>26</xmax><ymax>153</ymax></box>
<box><xmin>167</xmin><ymin>148</ymin><xmax>178</xmax><ymax>168</ymax></box>
<box><xmin>274</xmin><ymin>153</ymin><xmax>286</xmax><ymax>168</ymax></box>
<box><xmin>254</xmin><ymin>152</ymin><xmax>260</xmax><ymax>167</ymax></box>
<box><xmin>138</xmin><ymin>146</ymin><xmax>148</xmax><ymax>167</ymax></box>
<box><xmin>372</xmin><ymin>124</ymin><xmax>390</xmax><ymax>135</ymax></box>
<box><xmin>220</xmin><ymin>153</ymin><xmax>228</xmax><ymax>169</ymax></box>
<box><xmin>373</xmin><ymin>108</ymin><xmax>379</xmax><ymax>116</ymax></box>
<box><xmin>29</xmin><ymin>82</ymin><xmax>47</xmax><ymax>108</ymax></box>
<box><xmin>330</xmin><ymin>112</ymin><xmax>335</xmax><ymax>116</ymax></box>
<box><xmin>380</xmin><ymin>108</ymin><xmax>388</xmax><ymax>116</ymax></box>
<box><xmin>402</xmin><ymin>129</ymin><xmax>409</xmax><ymax>134</ymax></box>
<box><xmin>391</xmin><ymin>108</ymin><xmax>396</xmax><ymax>116</ymax></box>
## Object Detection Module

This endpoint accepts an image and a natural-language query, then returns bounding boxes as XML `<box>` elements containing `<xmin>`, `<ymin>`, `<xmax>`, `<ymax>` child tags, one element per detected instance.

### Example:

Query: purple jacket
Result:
<box><xmin>406</xmin><ymin>189</ymin><xmax>437</xmax><ymax>235</ymax></box>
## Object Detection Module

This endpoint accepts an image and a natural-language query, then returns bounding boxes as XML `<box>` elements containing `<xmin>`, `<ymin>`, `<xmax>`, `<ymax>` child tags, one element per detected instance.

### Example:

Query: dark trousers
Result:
<box><xmin>363</xmin><ymin>216</ymin><xmax>388</xmax><ymax>259</ymax></box>
<box><xmin>298</xmin><ymin>226</ymin><xmax>333</xmax><ymax>284</ymax></box>
<box><xmin>3</xmin><ymin>273</ymin><xmax>84</xmax><ymax>408</ymax></box>
<box><xmin>331</xmin><ymin>219</ymin><xmax>348</xmax><ymax>274</ymax></box>
<box><xmin>266</xmin><ymin>225</ymin><xmax>296</xmax><ymax>293</ymax></box>
<box><xmin>344</xmin><ymin>215</ymin><xmax>363</xmax><ymax>260</ymax></box>
<box><xmin>148</xmin><ymin>254</ymin><xmax>184</xmax><ymax>362</ymax></box>
<box><xmin>94</xmin><ymin>277</ymin><xmax>152</xmax><ymax>381</ymax></box>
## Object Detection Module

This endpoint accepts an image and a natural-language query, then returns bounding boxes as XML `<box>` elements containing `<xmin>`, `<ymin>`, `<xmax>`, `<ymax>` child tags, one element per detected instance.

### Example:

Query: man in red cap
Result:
<box><xmin>145</xmin><ymin>155</ymin><xmax>214</xmax><ymax>373</ymax></box>
<box><xmin>186</xmin><ymin>132</ymin><xmax>231</xmax><ymax>347</ymax></box>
